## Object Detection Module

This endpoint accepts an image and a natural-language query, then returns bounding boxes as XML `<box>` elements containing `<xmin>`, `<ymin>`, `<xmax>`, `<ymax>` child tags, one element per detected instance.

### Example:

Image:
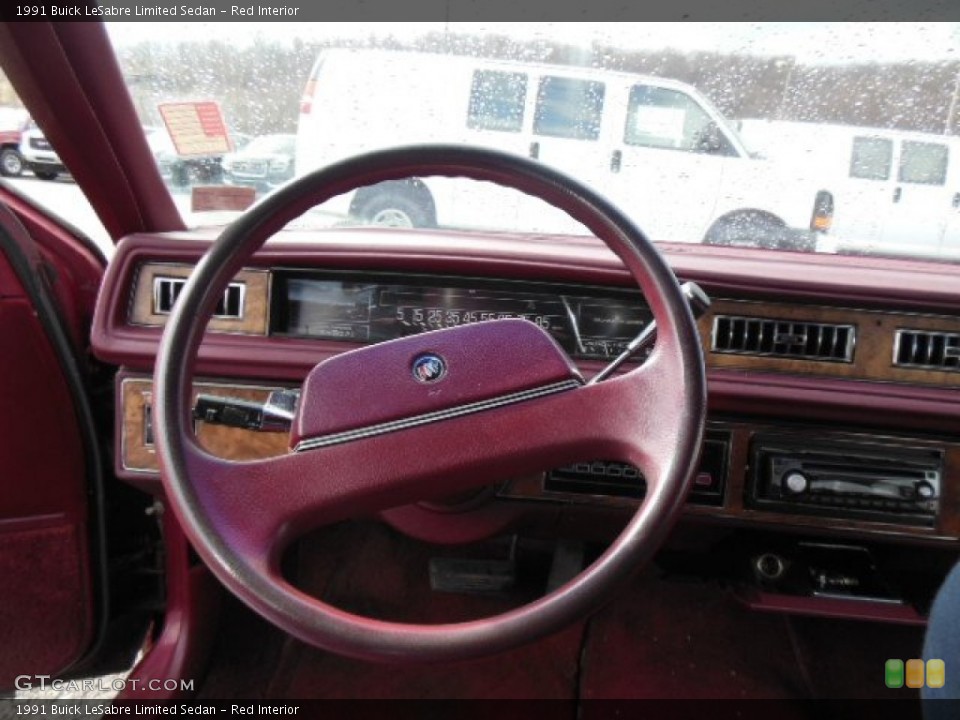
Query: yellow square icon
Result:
<box><xmin>927</xmin><ymin>659</ymin><xmax>945</xmax><ymax>689</ymax></box>
<box><xmin>906</xmin><ymin>659</ymin><xmax>925</xmax><ymax>688</ymax></box>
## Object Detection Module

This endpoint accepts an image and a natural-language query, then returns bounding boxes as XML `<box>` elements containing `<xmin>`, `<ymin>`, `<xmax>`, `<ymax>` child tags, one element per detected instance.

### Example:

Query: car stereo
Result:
<box><xmin>747</xmin><ymin>435</ymin><xmax>942</xmax><ymax>527</ymax></box>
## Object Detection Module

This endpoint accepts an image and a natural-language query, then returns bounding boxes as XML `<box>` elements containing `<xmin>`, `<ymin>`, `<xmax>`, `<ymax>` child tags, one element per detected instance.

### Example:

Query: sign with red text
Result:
<box><xmin>158</xmin><ymin>101</ymin><xmax>231</xmax><ymax>157</ymax></box>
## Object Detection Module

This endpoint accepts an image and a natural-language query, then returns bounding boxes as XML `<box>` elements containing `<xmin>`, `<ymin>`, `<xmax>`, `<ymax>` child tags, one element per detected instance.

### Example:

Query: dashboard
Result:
<box><xmin>92</xmin><ymin>228</ymin><xmax>960</xmax><ymax>623</ymax></box>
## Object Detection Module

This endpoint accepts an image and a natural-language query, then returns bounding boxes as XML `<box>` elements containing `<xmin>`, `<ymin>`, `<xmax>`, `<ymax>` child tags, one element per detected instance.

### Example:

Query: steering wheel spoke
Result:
<box><xmin>177</xmin><ymin>354</ymin><xmax>680</xmax><ymax>566</ymax></box>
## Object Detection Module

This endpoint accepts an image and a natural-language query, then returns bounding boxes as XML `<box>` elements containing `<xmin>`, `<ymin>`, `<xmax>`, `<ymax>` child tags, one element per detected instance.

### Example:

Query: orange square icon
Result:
<box><xmin>905</xmin><ymin>659</ymin><xmax>925</xmax><ymax>688</ymax></box>
<box><xmin>927</xmin><ymin>659</ymin><xmax>945</xmax><ymax>689</ymax></box>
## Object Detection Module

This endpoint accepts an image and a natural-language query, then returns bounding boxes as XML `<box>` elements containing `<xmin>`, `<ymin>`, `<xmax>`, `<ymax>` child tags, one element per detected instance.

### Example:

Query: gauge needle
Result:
<box><xmin>588</xmin><ymin>281</ymin><xmax>711</xmax><ymax>384</ymax></box>
<box><xmin>560</xmin><ymin>296</ymin><xmax>586</xmax><ymax>355</ymax></box>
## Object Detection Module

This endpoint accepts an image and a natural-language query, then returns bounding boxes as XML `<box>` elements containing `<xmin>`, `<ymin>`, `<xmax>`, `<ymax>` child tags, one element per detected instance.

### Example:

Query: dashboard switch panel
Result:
<box><xmin>541</xmin><ymin>430</ymin><xmax>730</xmax><ymax>506</ymax></box>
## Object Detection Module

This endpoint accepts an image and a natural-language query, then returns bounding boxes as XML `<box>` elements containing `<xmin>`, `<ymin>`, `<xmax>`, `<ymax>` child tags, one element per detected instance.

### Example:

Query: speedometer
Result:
<box><xmin>273</xmin><ymin>272</ymin><xmax>652</xmax><ymax>361</ymax></box>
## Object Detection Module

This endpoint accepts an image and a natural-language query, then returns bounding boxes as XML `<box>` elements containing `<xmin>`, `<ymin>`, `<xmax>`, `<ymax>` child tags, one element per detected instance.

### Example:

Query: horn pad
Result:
<box><xmin>290</xmin><ymin>319</ymin><xmax>583</xmax><ymax>449</ymax></box>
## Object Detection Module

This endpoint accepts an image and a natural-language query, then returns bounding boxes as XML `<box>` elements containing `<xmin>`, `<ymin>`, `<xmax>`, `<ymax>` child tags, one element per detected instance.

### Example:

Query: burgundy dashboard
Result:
<box><xmin>90</xmin><ymin>228</ymin><xmax>960</xmax><ymax>554</ymax></box>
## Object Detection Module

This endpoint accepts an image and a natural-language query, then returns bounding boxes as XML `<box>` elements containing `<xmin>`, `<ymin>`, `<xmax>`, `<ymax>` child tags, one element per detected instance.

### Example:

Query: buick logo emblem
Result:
<box><xmin>412</xmin><ymin>353</ymin><xmax>446</xmax><ymax>383</ymax></box>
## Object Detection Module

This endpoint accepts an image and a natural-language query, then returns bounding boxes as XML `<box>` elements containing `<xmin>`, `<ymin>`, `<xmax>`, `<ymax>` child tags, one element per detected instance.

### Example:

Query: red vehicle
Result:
<box><xmin>0</xmin><ymin>106</ymin><xmax>29</xmax><ymax>177</ymax></box>
<box><xmin>0</xmin><ymin>18</ymin><xmax>958</xmax><ymax>717</ymax></box>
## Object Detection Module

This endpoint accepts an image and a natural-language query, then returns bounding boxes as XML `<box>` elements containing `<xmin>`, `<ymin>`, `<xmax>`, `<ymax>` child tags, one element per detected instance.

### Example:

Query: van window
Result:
<box><xmin>898</xmin><ymin>141</ymin><xmax>948</xmax><ymax>185</ymax></box>
<box><xmin>849</xmin><ymin>137</ymin><xmax>893</xmax><ymax>180</ymax></box>
<box><xmin>533</xmin><ymin>77</ymin><xmax>605</xmax><ymax>141</ymax></box>
<box><xmin>467</xmin><ymin>70</ymin><xmax>528</xmax><ymax>133</ymax></box>
<box><xmin>624</xmin><ymin>85</ymin><xmax>732</xmax><ymax>155</ymax></box>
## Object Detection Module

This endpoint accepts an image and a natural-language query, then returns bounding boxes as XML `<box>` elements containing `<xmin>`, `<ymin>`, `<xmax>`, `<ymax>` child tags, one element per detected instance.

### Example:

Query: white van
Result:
<box><xmin>738</xmin><ymin>119</ymin><xmax>960</xmax><ymax>259</ymax></box>
<box><xmin>296</xmin><ymin>49</ymin><xmax>833</xmax><ymax>249</ymax></box>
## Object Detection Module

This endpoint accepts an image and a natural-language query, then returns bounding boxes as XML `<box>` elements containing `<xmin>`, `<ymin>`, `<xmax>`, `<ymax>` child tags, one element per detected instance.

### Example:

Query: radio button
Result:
<box><xmin>916</xmin><ymin>482</ymin><xmax>937</xmax><ymax>500</ymax></box>
<box><xmin>783</xmin><ymin>471</ymin><xmax>809</xmax><ymax>495</ymax></box>
<box><xmin>695</xmin><ymin>472</ymin><xmax>714</xmax><ymax>487</ymax></box>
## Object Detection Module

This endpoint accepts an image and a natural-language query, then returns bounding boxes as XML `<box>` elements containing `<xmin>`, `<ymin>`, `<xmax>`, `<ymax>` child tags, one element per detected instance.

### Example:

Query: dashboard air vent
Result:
<box><xmin>152</xmin><ymin>276</ymin><xmax>245</xmax><ymax>319</ymax></box>
<box><xmin>712</xmin><ymin>315</ymin><xmax>855</xmax><ymax>363</ymax></box>
<box><xmin>894</xmin><ymin>329</ymin><xmax>960</xmax><ymax>371</ymax></box>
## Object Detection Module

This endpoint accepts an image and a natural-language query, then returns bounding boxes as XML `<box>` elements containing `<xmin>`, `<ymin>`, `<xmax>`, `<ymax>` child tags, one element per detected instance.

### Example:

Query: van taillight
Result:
<box><xmin>811</xmin><ymin>190</ymin><xmax>834</xmax><ymax>233</ymax></box>
<box><xmin>300</xmin><ymin>79</ymin><xmax>317</xmax><ymax>115</ymax></box>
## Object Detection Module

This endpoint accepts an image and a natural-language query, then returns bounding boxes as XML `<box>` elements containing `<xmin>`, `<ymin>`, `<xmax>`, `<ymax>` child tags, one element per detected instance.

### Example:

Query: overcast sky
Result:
<box><xmin>106</xmin><ymin>22</ymin><xmax>960</xmax><ymax>66</ymax></box>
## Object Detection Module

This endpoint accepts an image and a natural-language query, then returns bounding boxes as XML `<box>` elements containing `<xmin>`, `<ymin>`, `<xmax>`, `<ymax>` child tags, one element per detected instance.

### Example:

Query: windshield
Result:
<box><xmin>240</xmin><ymin>134</ymin><xmax>296</xmax><ymax>155</ymax></box>
<box><xmin>103</xmin><ymin>22</ymin><xmax>960</xmax><ymax>262</ymax></box>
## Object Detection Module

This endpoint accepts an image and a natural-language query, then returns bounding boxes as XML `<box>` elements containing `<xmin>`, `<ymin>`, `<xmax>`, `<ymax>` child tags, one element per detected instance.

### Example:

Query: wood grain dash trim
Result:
<box><xmin>128</xmin><ymin>262</ymin><xmax>270</xmax><ymax>335</ymax></box>
<box><xmin>701</xmin><ymin>298</ymin><xmax>960</xmax><ymax>388</ymax></box>
<box><xmin>121</xmin><ymin>378</ymin><xmax>290</xmax><ymax>474</ymax></box>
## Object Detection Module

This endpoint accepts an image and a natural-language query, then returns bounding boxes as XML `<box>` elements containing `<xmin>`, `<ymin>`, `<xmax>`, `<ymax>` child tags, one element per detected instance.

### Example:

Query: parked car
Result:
<box><xmin>2</xmin><ymin>17</ymin><xmax>960</xmax><ymax>712</ymax></box>
<box><xmin>19</xmin><ymin>124</ymin><xmax>68</xmax><ymax>180</ymax></box>
<box><xmin>296</xmin><ymin>49</ymin><xmax>833</xmax><ymax>249</ymax></box>
<box><xmin>222</xmin><ymin>133</ymin><xmax>296</xmax><ymax>191</ymax></box>
<box><xmin>0</xmin><ymin>106</ymin><xmax>29</xmax><ymax>177</ymax></box>
<box><xmin>148</xmin><ymin>125</ymin><xmax>251</xmax><ymax>188</ymax></box>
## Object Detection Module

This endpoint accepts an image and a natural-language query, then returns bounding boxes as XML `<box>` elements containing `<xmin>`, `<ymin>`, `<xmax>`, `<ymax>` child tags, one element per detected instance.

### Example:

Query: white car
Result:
<box><xmin>222</xmin><ymin>134</ymin><xmax>296</xmax><ymax>191</ymax></box>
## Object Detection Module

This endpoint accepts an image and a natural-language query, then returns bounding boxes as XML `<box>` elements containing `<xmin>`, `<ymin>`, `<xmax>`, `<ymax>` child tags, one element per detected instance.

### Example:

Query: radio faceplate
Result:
<box><xmin>748</xmin><ymin>436</ymin><xmax>943</xmax><ymax>527</ymax></box>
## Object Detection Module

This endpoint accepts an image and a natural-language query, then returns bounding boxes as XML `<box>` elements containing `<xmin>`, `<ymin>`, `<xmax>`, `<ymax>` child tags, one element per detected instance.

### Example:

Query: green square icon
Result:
<box><xmin>886</xmin><ymin>659</ymin><xmax>905</xmax><ymax>688</ymax></box>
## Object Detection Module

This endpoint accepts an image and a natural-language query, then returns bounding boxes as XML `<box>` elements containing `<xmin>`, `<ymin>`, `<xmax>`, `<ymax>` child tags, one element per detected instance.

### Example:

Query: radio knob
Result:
<box><xmin>784</xmin><ymin>471</ymin><xmax>809</xmax><ymax>495</ymax></box>
<box><xmin>916</xmin><ymin>481</ymin><xmax>936</xmax><ymax>500</ymax></box>
<box><xmin>754</xmin><ymin>553</ymin><xmax>787</xmax><ymax>581</ymax></box>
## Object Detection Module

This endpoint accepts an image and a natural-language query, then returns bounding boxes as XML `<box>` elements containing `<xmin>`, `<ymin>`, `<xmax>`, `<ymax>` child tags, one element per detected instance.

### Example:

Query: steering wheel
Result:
<box><xmin>153</xmin><ymin>145</ymin><xmax>706</xmax><ymax>663</ymax></box>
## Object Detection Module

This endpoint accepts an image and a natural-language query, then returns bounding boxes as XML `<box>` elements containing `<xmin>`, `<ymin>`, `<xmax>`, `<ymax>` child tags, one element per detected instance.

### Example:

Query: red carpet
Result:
<box><xmin>196</xmin><ymin>520</ymin><xmax>925</xmax><ymax>715</ymax></box>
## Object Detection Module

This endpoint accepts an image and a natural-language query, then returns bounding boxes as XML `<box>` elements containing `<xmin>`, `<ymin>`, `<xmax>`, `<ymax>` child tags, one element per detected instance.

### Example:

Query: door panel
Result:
<box><xmin>445</xmin><ymin>69</ymin><xmax>599</xmax><ymax>234</ymax></box>
<box><xmin>939</xmin><ymin>193</ymin><xmax>960</xmax><ymax>257</ymax></box>
<box><xmin>881</xmin><ymin>140</ymin><xmax>951</xmax><ymax>252</ymax></box>
<box><xmin>0</xmin><ymin>203</ymin><xmax>97</xmax><ymax>688</ymax></box>
<box><xmin>526</xmin><ymin>73</ymin><xmax>611</xmax><ymax>234</ymax></box>
<box><xmin>612</xmin><ymin>83</ymin><xmax>725</xmax><ymax>241</ymax></box>
<box><xmin>444</xmin><ymin>66</ymin><xmax>554</xmax><ymax>230</ymax></box>
<box><xmin>830</xmin><ymin>135</ymin><xmax>894</xmax><ymax>244</ymax></box>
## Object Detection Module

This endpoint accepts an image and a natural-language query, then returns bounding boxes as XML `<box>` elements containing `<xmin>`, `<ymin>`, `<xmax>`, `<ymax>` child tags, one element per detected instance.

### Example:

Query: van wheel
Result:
<box><xmin>356</xmin><ymin>192</ymin><xmax>432</xmax><ymax>228</ymax></box>
<box><xmin>34</xmin><ymin>170</ymin><xmax>59</xmax><ymax>181</ymax></box>
<box><xmin>0</xmin><ymin>148</ymin><xmax>23</xmax><ymax>177</ymax></box>
<box><xmin>704</xmin><ymin>212</ymin><xmax>787</xmax><ymax>249</ymax></box>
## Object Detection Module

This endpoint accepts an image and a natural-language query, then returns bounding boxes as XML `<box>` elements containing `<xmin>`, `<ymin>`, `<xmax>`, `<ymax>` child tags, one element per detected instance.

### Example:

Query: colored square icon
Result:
<box><xmin>927</xmin><ymin>659</ymin><xmax>946</xmax><ymax>689</ymax></box>
<box><xmin>906</xmin><ymin>659</ymin><xmax>925</xmax><ymax>688</ymax></box>
<box><xmin>886</xmin><ymin>659</ymin><xmax>904</xmax><ymax>688</ymax></box>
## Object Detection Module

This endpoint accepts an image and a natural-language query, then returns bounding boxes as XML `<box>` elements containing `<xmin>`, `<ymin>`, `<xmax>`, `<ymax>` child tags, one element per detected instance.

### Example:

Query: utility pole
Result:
<box><xmin>776</xmin><ymin>57</ymin><xmax>796</xmax><ymax>121</ymax></box>
<box><xmin>945</xmin><ymin>61</ymin><xmax>960</xmax><ymax>135</ymax></box>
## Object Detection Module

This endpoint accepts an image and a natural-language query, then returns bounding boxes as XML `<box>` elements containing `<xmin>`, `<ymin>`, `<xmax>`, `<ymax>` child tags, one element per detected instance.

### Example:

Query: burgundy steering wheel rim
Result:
<box><xmin>153</xmin><ymin>145</ymin><xmax>707</xmax><ymax>663</ymax></box>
